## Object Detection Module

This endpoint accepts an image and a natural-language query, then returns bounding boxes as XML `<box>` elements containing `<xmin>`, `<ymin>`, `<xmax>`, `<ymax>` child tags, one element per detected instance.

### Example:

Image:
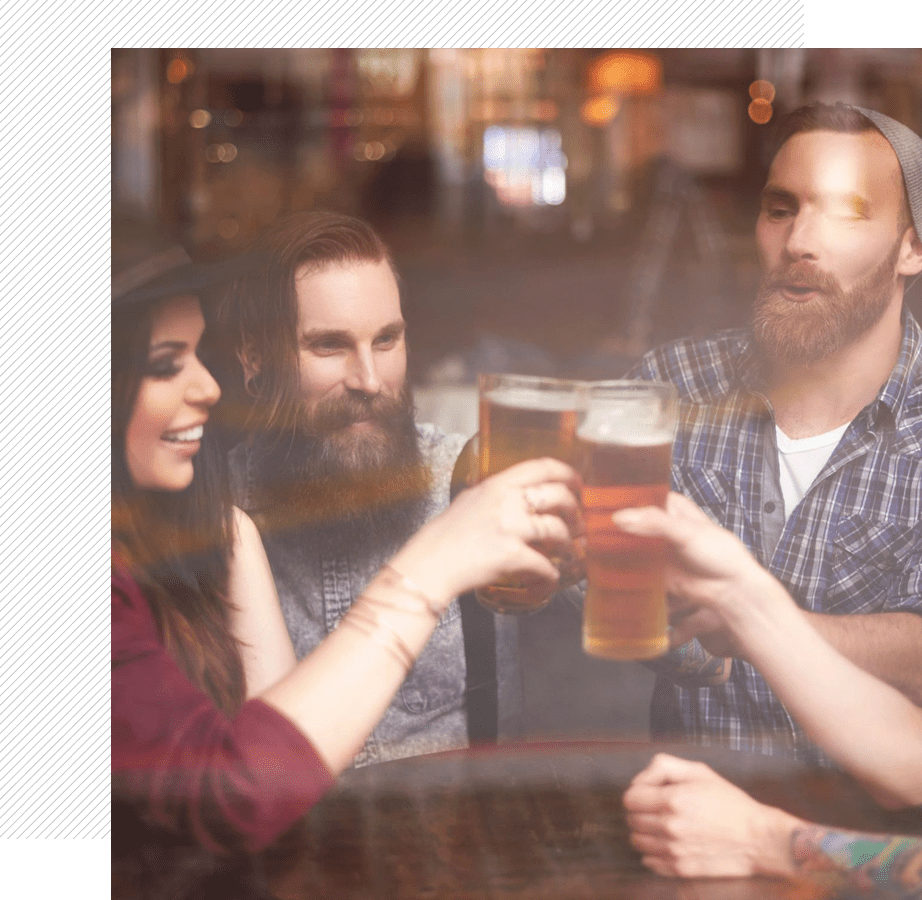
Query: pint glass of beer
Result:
<box><xmin>576</xmin><ymin>381</ymin><xmax>677</xmax><ymax>659</ymax></box>
<box><xmin>476</xmin><ymin>373</ymin><xmax>583</xmax><ymax>614</ymax></box>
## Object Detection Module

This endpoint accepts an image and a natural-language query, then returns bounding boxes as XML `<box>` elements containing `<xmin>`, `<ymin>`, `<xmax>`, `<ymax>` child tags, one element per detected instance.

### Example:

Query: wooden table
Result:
<box><xmin>262</xmin><ymin>741</ymin><xmax>921</xmax><ymax>899</ymax></box>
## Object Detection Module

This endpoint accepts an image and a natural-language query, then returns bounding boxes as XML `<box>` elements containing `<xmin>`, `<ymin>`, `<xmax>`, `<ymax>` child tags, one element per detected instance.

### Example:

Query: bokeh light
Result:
<box><xmin>748</xmin><ymin>98</ymin><xmax>773</xmax><ymax>124</ymax></box>
<box><xmin>365</xmin><ymin>141</ymin><xmax>386</xmax><ymax>161</ymax></box>
<box><xmin>205</xmin><ymin>143</ymin><xmax>238</xmax><ymax>163</ymax></box>
<box><xmin>218</xmin><ymin>218</ymin><xmax>239</xmax><ymax>240</ymax></box>
<box><xmin>189</xmin><ymin>109</ymin><xmax>212</xmax><ymax>129</ymax></box>
<box><xmin>166</xmin><ymin>58</ymin><xmax>190</xmax><ymax>84</ymax></box>
<box><xmin>749</xmin><ymin>80</ymin><xmax>776</xmax><ymax>102</ymax></box>
<box><xmin>580</xmin><ymin>95</ymin><xmax>619</xmax><ymax>127</ymax></box>
<box><xmin>587</xmin><ymin>52</ymin><xmax>662</xmax><ymax>96</ymax></box>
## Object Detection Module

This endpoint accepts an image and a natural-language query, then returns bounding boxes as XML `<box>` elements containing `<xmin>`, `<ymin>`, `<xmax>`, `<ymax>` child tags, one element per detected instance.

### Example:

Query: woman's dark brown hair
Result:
<box><xmin>111</xmin><ymin>295</ymin><xmax>245</xmax><ymax>717</ymax></box>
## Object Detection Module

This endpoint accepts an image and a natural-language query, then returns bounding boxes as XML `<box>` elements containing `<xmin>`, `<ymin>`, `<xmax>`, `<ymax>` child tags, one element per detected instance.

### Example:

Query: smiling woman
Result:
<box><xmin>110</xmin><ymin>228</ymin><xmax>582</xmax><ymax>896</ymax></box>
<box><xmin>124</xmin><ymin>294</ymin><xmax>221</xmax><ymax>491</ymax></box>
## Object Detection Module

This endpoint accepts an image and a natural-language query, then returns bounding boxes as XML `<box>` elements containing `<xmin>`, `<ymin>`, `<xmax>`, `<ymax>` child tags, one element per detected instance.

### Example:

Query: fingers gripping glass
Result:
<box><xmin>475</xmin><ymin>373</ymin><xmax>584</xmax><ymax>615</ymax></box>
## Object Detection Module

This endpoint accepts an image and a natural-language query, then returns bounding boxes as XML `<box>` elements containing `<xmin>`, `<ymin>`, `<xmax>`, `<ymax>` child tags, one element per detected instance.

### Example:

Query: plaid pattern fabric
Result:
<box><xmin>632</xmin><ymin>312</ymin><xmax>922</xmax><ymax>767</ymax></box>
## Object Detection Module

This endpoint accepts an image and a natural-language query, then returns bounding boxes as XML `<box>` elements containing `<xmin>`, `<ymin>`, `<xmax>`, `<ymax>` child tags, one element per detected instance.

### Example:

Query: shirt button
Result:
<box><xmin>764</xmin><ymin>501</ymin><xmax>776</xmax><ymax>514</ymax></box>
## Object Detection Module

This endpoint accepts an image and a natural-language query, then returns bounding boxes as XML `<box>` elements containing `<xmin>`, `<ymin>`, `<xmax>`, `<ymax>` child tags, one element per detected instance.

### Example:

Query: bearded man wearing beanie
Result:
<box><xmin>632</xmin><ymin>102</ymin><xmax>922</xmax><ymax>766</ymax></box>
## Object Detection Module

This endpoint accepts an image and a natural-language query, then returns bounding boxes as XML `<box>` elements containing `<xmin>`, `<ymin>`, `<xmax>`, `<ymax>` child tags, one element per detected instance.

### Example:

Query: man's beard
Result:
<box><xmin>253</xmin><ymin>383</ymin><xmax>430</xmax><ymax>544</ymax></box>
<box><xmin>753</xmin><ymin>240</ymin><xmax>901</xmax><ymax>366</ymax></box>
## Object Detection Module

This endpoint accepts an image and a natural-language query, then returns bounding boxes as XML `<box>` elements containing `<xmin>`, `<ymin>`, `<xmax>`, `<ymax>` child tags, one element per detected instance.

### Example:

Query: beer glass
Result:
<box><xmin>476</xmin><ymin>373</ymin><xmax>583</xmax><ymax>614</ymax></box>
<box><xmin>576</xmin><ymin>381</ymin><xmax>677</xmax><ymax>659</ymax></box>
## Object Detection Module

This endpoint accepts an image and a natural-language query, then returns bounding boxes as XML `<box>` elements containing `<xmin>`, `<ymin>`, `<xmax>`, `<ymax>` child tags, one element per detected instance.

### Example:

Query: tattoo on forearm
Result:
<box><xmin>791</xmin><ymin>825</ymin><xmax>922</xmax><ymax>895</ymax></box>
<box><xmin>646</xmin><ymin>639</ymin><xmax>730</xmax><ymax>685</ymax></box>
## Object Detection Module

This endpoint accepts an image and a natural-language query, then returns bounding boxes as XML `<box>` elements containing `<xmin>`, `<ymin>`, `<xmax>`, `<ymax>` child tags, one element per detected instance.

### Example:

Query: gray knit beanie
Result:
<box><xmin>852</xmin><ymin>106</ymin><xmax>922</xmax><ymax>240</ymax></box>
<box><xmin>851</xmin><ymin>106</ymin><xmax>922</xmax><ymax>291</ymax></box>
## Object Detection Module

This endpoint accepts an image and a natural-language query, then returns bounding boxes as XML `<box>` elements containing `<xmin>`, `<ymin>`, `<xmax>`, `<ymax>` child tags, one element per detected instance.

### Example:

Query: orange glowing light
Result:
<box><xmin>580</xmin><ymin>95</ymin><xmax>619</xmax><ymax>127</ymax></box>
<box><xmin>748</xmin><ymin>98</ymin><xmax>774</xmax><ymax>124</ymax></box>
<box><xmin>166</xmin><ymin>59</ymin><xmax>190</xmax><ymax>85</ymax></box>
<box><xmin>587</xmin><ymin>52</ymin><xmax>662</xmax><ymax>96</ymax></box>
<box><xmin>749</xmin><ymin>80</ymin><xmax>776</xmax><ymax>103</ymax></box>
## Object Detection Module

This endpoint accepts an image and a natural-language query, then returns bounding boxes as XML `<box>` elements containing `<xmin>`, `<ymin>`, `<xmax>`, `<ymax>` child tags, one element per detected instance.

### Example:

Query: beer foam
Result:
<box><xmin>486</xmin><ymin>386</ymin><xmax>579</xmax><ymax>411</ymax></box>
<box><xmin>577</xmin><ymin>407</ymin><xmax>674</xmax><ymax>445</ymax></box>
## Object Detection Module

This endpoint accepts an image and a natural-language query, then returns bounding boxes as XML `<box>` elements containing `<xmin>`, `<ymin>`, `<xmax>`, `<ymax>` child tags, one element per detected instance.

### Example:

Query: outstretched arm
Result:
<box><xmin>803</xmin><ymin>610</ymin><xmax>922</xmax><ymax>708</ymax></box>
<box><xmin>613</xmin><ymin>493</ymin><xmax>922</xmax><ymax>808</ymax></box>
<box><xmin>260</xmin><ymin>457</ymin><xmax>581</xmax><ymax>775</ymax></box>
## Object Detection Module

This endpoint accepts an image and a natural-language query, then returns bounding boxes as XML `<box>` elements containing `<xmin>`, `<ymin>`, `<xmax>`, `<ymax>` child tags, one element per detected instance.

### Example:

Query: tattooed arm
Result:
<box><xmin>791</xmin><ymin>826</ymin><xmax>922</xmax><ymax>895</ymax></box>
<box><xmin>625</xmin><ymin>754</ymin><xmax>922</xmax><ymax>895</ymax></box>
<box><xmin>643</xmin><ymin>637</ymin><xmax>732</xmax><ymax>686</ymax></box>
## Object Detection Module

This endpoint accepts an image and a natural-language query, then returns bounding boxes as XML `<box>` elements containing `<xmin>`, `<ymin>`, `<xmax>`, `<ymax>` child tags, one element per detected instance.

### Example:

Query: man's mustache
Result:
<box><xmin>763</xmin><ymin>261</ymin><xmax>840</xmax><ymax>294</ymax></box>
<box><xmin>305</xmin><ymin>390</ymin><xmax>409</xmax><ymax>433</ymax></box>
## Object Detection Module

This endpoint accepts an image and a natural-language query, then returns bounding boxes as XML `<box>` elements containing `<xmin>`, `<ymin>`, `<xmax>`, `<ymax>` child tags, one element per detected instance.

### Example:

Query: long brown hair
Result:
<box><xmin>112</xmin><ymin>295</ymin><xmax>245</xmax><ymax>716</ymax></box>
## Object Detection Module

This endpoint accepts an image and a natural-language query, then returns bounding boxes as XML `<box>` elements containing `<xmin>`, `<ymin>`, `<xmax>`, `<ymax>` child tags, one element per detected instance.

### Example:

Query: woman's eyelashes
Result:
<box><xmin>145</xmin><ymin>352</ymin><xmax>182</xmax><ymax>379</ymax></box>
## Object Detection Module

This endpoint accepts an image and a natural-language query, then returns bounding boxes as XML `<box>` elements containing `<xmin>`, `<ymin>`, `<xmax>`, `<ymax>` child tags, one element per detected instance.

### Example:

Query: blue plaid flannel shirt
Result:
<box><xmin>632</xmin><ymin>311</ymin><xmax>922</xmax><ymax>767</ymax></box>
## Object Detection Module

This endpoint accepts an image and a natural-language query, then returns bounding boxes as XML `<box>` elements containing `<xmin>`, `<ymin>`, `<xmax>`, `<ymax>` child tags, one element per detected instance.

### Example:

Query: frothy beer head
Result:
<box><xmin>576</xmin><ymin>404</ymin><xmax>675</xmax><ymax>447</ymax></box>
<box><xmin>486</xmin><ymin>385</ymin><xmax>581</xmax><ymax>413</ymax></box>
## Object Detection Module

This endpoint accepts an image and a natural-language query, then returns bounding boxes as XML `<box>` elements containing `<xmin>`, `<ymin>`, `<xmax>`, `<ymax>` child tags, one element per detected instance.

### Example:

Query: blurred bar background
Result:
<box><xmin>111</xmin><ymin>48</ymin><xmax>922</xmax><ymax>741</ymax></box>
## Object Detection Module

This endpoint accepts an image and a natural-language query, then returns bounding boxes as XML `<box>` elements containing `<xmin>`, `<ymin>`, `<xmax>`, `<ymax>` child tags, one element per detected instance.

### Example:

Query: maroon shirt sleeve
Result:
<box><xmin>111</xmin><ymin>563</ymin><xmax>335</xmax><ymax>853</ymax></box>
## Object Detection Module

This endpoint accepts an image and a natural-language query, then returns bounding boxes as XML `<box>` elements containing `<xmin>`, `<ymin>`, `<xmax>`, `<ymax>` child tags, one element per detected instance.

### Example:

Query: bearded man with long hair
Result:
<box><xmin>214</xmin><ymin>211</ymin><xmax>519</xmax><ymax>766</ymax></box>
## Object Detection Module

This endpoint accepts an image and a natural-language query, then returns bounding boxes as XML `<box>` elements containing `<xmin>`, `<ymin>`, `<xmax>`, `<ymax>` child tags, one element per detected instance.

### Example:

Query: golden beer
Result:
<box><xmin>477</xmin><ymin>375</ymin><xmax>581</xmax><ymax>614</ymax></box>
<box><xmin>576</xmin><ymin>382</ymin><xmax>677</xmax><ymax>659</ymax></box>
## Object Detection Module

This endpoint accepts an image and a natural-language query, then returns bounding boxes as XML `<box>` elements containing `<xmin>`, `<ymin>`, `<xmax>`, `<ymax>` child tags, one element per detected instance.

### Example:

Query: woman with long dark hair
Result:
<box><xmin>111</xmin><ymin>249</ymin><xmax>581</xmax><ymax>859</ymax></box>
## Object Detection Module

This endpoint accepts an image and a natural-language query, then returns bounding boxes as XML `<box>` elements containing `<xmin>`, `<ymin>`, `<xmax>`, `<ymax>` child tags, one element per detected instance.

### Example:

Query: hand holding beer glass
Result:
<box><xmin>576</xmin><ymin>381</ymin><xmax>677</xmax><ymax>659</ymax></box>
<box><xmin>476</xmin><ymin>373</ymin><xmax>584</xmax><ymax>614</ymax></box>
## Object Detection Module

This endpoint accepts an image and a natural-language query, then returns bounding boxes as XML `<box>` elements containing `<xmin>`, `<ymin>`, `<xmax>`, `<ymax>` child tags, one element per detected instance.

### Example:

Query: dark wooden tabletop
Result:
<box><xmin>261</xmin><ymin>740</ymin><xmax>921</xmax><ymax>900</ymax></box>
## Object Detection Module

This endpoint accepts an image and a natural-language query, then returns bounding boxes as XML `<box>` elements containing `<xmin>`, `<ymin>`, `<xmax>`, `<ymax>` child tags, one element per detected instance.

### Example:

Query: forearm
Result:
<box><xmin>228</xmin><ymin>510</ymin><xmax>297</xmax><ymax>697</ymax></box>
<box><xmin>790</xmin><ymin>825</ymin><xmax>922</xmax><ymax>894</ymax></box>
<box><xmin>738</xmin><ymin>596</ymin><xmax>922</xmax><ymax>806</ymax></box>
<box><xmin>804</xmin><ymin>610</ymin><xmax>922</xmax><ymax>706</ymax></box>
<box><xmin>754</xmin><ymin>805</ymin><xmax>922</xmax><ymax>891</ymax></box>
<box><xmin>260</xmin><ymin>565</ymin><xmax>447</xmax><ymax>775</ymax></box>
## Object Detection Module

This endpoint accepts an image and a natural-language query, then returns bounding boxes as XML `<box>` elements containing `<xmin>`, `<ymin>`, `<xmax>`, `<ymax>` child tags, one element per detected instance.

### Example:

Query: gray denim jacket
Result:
<box><xmin>229</xmin><ymin>423</ymin><xmax>522</xmax><ymax>766</ymax></box>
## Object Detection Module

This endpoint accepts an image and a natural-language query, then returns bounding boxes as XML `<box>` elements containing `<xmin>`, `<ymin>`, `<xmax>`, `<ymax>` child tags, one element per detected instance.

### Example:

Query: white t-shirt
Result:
<box><xmin>776</xmin><ymin>422</ymin><xmax>849</xmax><ymax>521</ymax></box>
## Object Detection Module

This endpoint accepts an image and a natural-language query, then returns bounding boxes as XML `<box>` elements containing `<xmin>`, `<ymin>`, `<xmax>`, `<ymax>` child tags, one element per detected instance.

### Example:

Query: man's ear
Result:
<box><xmin>897</xmin><ymin>226</ymin><xmax>922</xmax><ymax>278</ymax></box>
<box><xmin>237</xmin><ymin>342</ymin><xmax>262</xmax><ymax>393</ymax></box>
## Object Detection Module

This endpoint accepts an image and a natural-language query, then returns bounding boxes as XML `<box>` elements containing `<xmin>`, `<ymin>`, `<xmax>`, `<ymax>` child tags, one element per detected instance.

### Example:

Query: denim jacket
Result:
<box><xmin>229</xmin><ymin>423</ymin><xmax>521</xmax><ymax>766</ymax></box>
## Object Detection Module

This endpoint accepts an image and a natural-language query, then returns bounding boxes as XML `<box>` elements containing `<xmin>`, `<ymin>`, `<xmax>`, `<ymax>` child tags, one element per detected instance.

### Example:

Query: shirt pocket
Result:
<box><xmin>399</xmin><ymin>601</ymin><xmax>466</xmax><ymax>715</ymax></box>
<box><xmin>828</xmin><ymin>514</ymin><xmax>922</xmax><ymax>614</ymax></box>
<box><xmin>672</xmin><ymin>465</ymin><xmax>743</xmax><ymax>535</ymax></box>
